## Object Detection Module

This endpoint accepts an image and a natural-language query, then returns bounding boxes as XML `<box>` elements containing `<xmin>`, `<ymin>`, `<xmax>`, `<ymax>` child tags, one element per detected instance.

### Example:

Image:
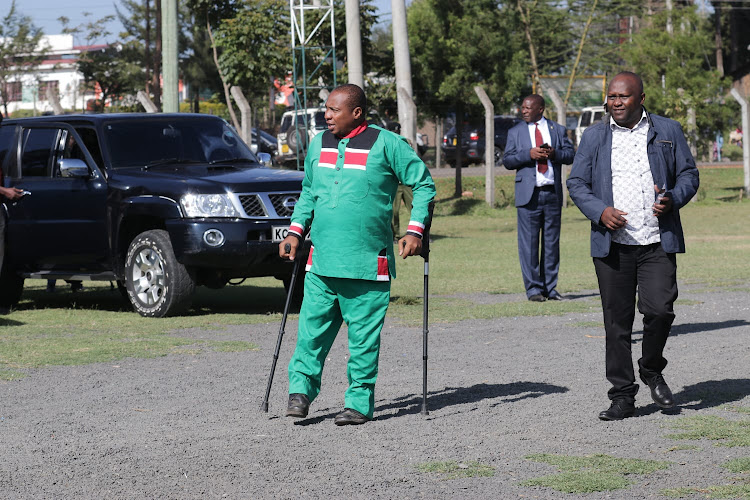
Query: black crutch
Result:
<box><xmin>420</xmin><ymin>202</ymin><xmax>435</xmax><ymax>416</ymax></box>
<box><xmin>261</xmin><ymin>240</ymin><xmax>305</xmax><ymax>413</ymax></box>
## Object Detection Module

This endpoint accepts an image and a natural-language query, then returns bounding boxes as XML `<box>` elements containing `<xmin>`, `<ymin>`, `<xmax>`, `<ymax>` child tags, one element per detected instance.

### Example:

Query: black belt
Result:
<box><xmin>535</xmin><ymin>185</ymin><xmax>555</xmax><ymax>192</ymax></box>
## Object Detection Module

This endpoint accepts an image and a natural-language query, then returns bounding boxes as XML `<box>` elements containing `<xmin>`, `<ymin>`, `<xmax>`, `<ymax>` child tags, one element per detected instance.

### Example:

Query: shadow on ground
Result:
<box><xmin>293</xmin><ymin>382</ymin><xmax>569</xmax><ymax>426</ymax></box>
<box><xmin>639</xmin><ymin>378</ymin><xmax>750</xmax><ymax>417</ymax></box>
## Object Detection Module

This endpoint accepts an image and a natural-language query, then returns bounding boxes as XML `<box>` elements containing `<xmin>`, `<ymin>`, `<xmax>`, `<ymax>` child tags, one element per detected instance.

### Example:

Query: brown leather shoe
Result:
<box><xmin>334</xmin><ymin>408</ymin><xmax>369</xmax><ymax>426</ymax></box>
<box><xmin>286</xmin><ymin>393</ymin><xmax>310</xmax><ymax>418</ymax></box>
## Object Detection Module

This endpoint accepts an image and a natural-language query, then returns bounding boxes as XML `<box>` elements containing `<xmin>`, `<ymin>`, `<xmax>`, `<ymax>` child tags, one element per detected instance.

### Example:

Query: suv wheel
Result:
<box><xmin>124</xmin><ymin>230</ymin><xmax>195</xmax><ymax>317</ymax></box>
<box><xmin>287</xmin><ymin>126</ymin><xmax>308</xmax><ymax>155</ymax></box>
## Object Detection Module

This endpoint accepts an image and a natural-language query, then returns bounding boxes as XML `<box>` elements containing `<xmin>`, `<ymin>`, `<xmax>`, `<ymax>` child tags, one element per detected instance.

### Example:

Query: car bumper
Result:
<box><xmin>441</xmin><ymin>146</ymin><xmax>482</xmax><ymax>162</ymax></box>
<box><xmin>166</xmin><ymin>218</ymin><xmax>310</xmax><ymax>277</ymax></box>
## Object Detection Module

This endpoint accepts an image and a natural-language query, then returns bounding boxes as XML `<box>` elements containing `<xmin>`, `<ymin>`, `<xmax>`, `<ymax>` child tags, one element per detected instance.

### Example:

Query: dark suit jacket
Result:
<box><xmin>566</xmin><ymin>112</ymin><xmax>700</xmax><ymax>258</ymax></box>
<box><xmin>503</xmin><ymin>119</ymin><xmax>575</xmax><ymax>208</ymax></box>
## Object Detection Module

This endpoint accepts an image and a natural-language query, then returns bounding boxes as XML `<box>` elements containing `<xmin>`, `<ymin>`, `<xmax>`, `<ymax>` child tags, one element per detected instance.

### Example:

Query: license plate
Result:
<box><xmin>452</xmin><ymin>138</ymin><xmax>457</xmax><ymax>146</ymax></box>
<box><xmin>272</xmin><ymin>226</ymin><xmax>310</xmax><ymax>242</ymax></box>
<box><xmin>281</xmin><ymin>144</ymin><xmax>289</xmax><ymax>153</ymax></box>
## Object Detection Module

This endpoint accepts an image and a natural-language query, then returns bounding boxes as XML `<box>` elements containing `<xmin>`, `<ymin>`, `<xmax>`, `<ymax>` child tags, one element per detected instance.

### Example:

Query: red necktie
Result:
<box><xmin>535</xmin><ymin>123</ymin><xmax>548</xmax><ymax>174</ymax></box>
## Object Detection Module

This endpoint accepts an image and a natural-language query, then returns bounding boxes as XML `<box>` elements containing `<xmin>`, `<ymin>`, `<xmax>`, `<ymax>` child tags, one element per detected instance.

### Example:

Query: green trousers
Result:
<box><xmin>288</xmin><ymin>272</ymin><xmax>391</xmax><ymax>419</ymax></box>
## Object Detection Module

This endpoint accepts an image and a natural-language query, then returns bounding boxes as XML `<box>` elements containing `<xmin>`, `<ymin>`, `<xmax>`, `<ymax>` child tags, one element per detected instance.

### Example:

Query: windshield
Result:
<box><xmin>103</xmin><ymin>118</ymin><xmax>259</xmax><ymax>169</ymax></box>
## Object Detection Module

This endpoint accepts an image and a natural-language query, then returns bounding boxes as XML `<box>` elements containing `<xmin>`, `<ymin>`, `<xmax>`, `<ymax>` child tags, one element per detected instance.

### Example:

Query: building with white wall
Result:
<box><xmin>2</xmin><ymin>34</ymin><xmax>105</xmax><ymax>116</ymax></box>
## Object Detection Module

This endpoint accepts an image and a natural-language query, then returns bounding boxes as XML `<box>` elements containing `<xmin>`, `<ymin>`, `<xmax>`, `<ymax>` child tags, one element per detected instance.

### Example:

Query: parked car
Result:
<box><xmin>575</xmin><ymin>106</ymin><xmax>605</xmax><ymax>147</ymax></box>
<box><xmin>0</xmin><ymin>113</ymin><xmax>309</xmax><ymax>317</ymax></box>
<box><xmin>442</xmin><ymin>115</ymin><xmax>521</xmax><ymax>167</ymax></box>
<box><xmin>252</xmin><ymin>127</ymin><xmax>279</xmax><ymax>160</ymax></box>
<box><xmin>276</xmin><ymin>107</ymin><xmax>327</xmax><ymax>166</ymax></box>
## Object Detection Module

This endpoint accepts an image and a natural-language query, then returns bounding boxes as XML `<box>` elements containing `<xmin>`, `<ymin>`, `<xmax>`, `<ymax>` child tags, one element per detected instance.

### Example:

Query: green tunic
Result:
<box><xmin>289</xmin><ymin>124</ymin><xmax>435</xmax><ymax>280</ymax></box>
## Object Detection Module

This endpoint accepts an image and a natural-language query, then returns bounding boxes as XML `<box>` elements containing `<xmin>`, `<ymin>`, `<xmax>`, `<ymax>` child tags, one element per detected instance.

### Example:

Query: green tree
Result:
<box><xmin>408</xmin><ymin>0</ymin><xmax>527</xmax><ymax>194</ymax></box>
<box><xmin>213</xmin><ymin>0</ymin><xmax>290</xmax><ymax>115</ymax></box>
<box><xmin>0</xmin><ymin>0</ymin><xmax>47</xmax><ymax>116</ymax></box>
<box><xmin>60</xmin><ymin>14</ymin><xmax>142</xmax><ymax>112</ymax></box>
<box><xmin>620</xmin><ymin>6</ymin><xmax>733</xmax><ymax>156</ymax></box>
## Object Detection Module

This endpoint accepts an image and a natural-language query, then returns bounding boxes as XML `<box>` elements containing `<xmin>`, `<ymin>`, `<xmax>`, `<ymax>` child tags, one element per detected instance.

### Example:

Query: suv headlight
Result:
<box><xmin>180</xmin><ymin>193</ymin><xmax>239</xmax><ymax>218</ymax></box>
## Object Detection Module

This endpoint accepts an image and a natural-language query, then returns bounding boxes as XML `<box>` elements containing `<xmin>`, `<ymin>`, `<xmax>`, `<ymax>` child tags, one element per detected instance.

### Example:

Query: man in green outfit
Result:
<box><xmin>279</xmin><ymin>84</ymin><xmax>435</xmax><ymax>425</ymax></box>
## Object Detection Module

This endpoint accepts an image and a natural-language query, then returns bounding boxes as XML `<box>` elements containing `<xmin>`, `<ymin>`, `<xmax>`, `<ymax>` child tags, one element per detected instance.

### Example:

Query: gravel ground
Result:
<box><xmin>1</xmin><ymin>284</ymin><xmax>748</xmax><ymax>499</ymax></box>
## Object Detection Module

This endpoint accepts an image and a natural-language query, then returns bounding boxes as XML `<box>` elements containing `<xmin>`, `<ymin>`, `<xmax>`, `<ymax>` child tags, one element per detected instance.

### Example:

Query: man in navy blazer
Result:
<box><xmin>503</xmin><ymin>94</ymin><xmax>575</xmax><ymax>302</ymax></box>
<box><xmin>567</xmin><ymin>72</ymin><xmax>699</xmax><ymax>421</ymax></box>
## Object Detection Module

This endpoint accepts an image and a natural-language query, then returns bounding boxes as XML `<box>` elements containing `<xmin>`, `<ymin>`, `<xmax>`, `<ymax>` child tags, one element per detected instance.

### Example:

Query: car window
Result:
<box><xmin>280</xmin><ymin>115</ymin><xmax>293</xmax><ymax>133</ymax></box>
<box><xmin>580</xmin><ymin>112</ymin><xmax>592</xmax><ymax>127</ymax></box>
<box><xmin>593</xmin><ymin>111</ymin><xmax>604</xmax><ymax>122</ymax></box>
<box><xmin>0</xmin><ymin>126</ymin><xmax>14</xmax><ymax>176</ymax></box>
<box><xmin>104</xmin><ymin>119</ymin><xmax>258</xmax><ymax>168</ymax></box>
<box><xmin>494</xmin><ymin>118</ymin><xmax>517</xmax><ymax>130</ymax></box>
<box><xmin>76</xmin><ymin>127</ymin><xmax>105</xmax><ymax>169</ymax></box>
<box><xmin>314</xmin><ymin>111</ymin><xmax>326</xmax><ymax>130</ymax></box>
<box><xmin>21</xmin><ymin>128</ymin><xmax>58</xmax><ymax>177</ymax></box>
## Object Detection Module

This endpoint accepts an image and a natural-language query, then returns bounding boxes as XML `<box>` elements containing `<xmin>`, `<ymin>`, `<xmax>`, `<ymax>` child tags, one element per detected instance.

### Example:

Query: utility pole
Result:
<box><xmin>161</xmin><ymin>0</ymin><xmax>178</xmax><ymax>112</ymax></box>
<box><xmin>345</xmin><ymin>0</ymin><xmax>364</xmax><ymax>88</ymax></box>
<box><xmin>391</xmin><ymin>0</ymin><xmax>416</xmax><ymax>147</ymax></box>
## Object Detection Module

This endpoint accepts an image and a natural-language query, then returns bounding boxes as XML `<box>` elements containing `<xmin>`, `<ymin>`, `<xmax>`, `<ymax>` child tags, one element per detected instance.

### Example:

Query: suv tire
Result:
<box><xmin>124</xmin><ymin>229</ymin><xmax>195</xmax><ymax>317</ymax></box>
<box><xmin>287</xmin><ymin>126</ymin><xmax>308</xmax><ymax>155</ymax></box>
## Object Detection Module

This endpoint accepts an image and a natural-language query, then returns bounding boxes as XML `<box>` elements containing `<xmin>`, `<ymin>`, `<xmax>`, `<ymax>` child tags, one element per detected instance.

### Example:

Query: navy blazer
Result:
<box><xmin>503</xmin><ymin>119</ymin><xmax>575</xmax><ymax>207</ymax></box>
<box><xmin>567</xmin><ymin>112</ymin><xmax>700</xmax><ymax>258</ymax></box>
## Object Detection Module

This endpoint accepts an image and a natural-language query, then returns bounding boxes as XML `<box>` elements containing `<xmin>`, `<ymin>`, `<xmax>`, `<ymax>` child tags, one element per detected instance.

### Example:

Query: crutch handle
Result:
<box><xmin>284</xmin><ymin>243</ymin><xmax>291</xmax><ymax>253</ymax></box>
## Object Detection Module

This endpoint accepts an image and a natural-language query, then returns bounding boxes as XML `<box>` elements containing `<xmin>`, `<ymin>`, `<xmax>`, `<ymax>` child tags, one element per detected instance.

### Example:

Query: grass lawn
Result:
<box><xmin>0</xmin><ymin>166</ymin><xmax>748</xmax><ymax>376</ymax></box>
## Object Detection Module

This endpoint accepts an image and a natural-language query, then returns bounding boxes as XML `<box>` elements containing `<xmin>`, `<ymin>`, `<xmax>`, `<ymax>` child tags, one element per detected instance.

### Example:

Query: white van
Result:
<box><xmin>576</xmin><ymin>106</ymin><xmax>605</xmax><ymax>147</ymax></box>
<box><xmin>276</xmin><ymin>107</ymin><xmax>327</xmax><ymax>166</ymax></box>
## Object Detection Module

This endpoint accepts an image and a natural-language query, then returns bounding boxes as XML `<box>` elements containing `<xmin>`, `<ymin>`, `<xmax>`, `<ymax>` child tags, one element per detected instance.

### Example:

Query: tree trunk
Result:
<box><xmin>715</xmin><ymin>3</ymin><xmax>724</xmax><ymax>77</ymax></box>
<box><xmin>454</xmin><ymin>100</ymin><xmax>463</xmax><ymax>197</ymax></box>
<box><xmin>206</xmin><ymin>20</ymin><xmax>241</xmax><ymax>132</ymax></box>
<box><xmin>145</xmin><ymin>0</ymin><xmax>152</xmax><ymax>96</ymax></box>
<box><xmin>730</xmin><ymin>5</ymin><xmax>738</xmax><ymax>74</ymax></box>
<box><xmin>565</xmin><ymin>0</ymin><xmax>599</xmax><ymax>107</ymax></box>
<box><xmin>153</xmin><ymin>0</ymin><xmax>162</xmax><ymax>109</ymax></box>
<box><xmin>517</xmin><ymin>0</ymin><xmax>541</xmax><ymax>90</ymax></box>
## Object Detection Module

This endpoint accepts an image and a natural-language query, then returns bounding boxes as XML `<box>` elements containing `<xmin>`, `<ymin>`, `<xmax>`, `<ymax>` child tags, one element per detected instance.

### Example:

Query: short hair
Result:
<box><xmin>333</xmin><ymin>84</ymin><xmax>367</xmax><ymax>114</ymax></box>
<box><xmin>523</xmin><ymin>94</ymin><xmax>545</xmax><ymax>108</ymax></box>
<box><xmin>611</xmin><ymin>71</ymin><xmax>644</xmax><ymax>94</ymax></box>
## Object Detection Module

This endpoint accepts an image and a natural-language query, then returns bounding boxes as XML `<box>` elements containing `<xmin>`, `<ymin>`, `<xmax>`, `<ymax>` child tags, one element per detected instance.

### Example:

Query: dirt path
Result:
<box><xmin>1</xmin><ymin>285</ymin><xmax>748</xmax><ymax>499</ymax></box>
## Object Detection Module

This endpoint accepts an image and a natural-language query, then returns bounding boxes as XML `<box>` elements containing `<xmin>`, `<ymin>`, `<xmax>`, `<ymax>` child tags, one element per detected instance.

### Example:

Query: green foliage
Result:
<box><xmin>60</xmin><ymin>14</ymin><xmax>143</xmax><ymax>111</ymax></box>
<box><xmin>408</xmin><ymin>0</ymin><xmax>527</xmax><ymax>117</ymax></box>
<box><xmin>214</xmin><ymin>0</ymin><xmax>290</xmax><ymax>104</ymax></box>
<box><xmin>619</xmin><ymin>7</ymin><xmax>735</xmax><ymax>154</ymax></box>
<box><xmin>415</xmin><ymin>460</ymin><xmax>495</xmax><ymax>479</ymax></box>
<box><xmin>723</xmin><ymin>143</ymin><xmax>743</xmax><ymax>161</ymax></box>
<box><xmin>0</xmin><ymin>0</ymin><xmax>47</xmax><ymax>116</ymax></box>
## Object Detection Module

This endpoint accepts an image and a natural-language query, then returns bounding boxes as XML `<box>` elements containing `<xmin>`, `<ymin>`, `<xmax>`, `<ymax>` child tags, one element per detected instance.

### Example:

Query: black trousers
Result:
<box><xmin>593</xmin><ymin>243</ymin><xmax>677</xmax><ymax>402</ymax></box>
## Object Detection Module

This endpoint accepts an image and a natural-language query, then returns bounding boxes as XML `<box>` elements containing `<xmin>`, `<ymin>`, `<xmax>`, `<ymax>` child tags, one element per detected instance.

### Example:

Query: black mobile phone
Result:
<box><xmin>540</xmin><ymin>143</ymin><xmax>550</xmax><ymax>149</ymax></box>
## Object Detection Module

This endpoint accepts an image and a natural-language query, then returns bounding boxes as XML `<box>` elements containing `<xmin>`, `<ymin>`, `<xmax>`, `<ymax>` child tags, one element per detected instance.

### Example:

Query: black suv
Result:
<box><xmin>0</xmin><ymin>114</ymin><xmax>307</xmax><ymax>317</ymax></box>
<box><xmin>442</xmin><ymin>115</ymin><xmax>521</xmax><ymax>167</ymax></box>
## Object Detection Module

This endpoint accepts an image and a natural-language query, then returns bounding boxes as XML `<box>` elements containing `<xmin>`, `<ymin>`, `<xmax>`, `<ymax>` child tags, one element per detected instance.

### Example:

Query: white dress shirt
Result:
<box><xmin>526</xmin><ymin>117</ymin><xmax>554</xmax><ymax>187</ymax></box>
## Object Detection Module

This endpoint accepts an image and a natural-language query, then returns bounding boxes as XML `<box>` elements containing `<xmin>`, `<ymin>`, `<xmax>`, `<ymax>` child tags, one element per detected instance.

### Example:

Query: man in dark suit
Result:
<box><xmin>567</xmin><ymin>72</ymin><xmax>699</xmax><ymax>421</ymax></box>
<box><xmin>503</xmin><ymin>94</ymin><xmax>575</xmax><ymax>302</ymax></box>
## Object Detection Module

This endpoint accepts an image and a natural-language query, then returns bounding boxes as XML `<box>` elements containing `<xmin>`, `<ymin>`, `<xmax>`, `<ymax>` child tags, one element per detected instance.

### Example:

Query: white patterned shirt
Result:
<box><xmin>610</xmin><ymin>111</ymin><xmax>660</xmax><ymax>245</ymax></box>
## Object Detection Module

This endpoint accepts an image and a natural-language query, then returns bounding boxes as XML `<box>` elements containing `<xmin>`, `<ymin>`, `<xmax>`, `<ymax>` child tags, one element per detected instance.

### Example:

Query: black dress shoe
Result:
<box><xmin>547</xmin><ymin>291</ymin><xmax>564</xmax><ymax>300</ymax></box>
<box><xmin>528</xmin><ymin>294</ymin><xmax>546</xmax><ymax>302</ymax></box>
<box><xmin>599</xmin><ymin>399</ymin><xmax>635</xmax><ymax>421</ymax></box>
<box><xmin>286</xmin><ymin>393</ymin><xmax>310</xmax><ymax>418</ymax></box>
<box><xmin>334</xmin><ymin>408</ymin><xmax>369</xmax><ymax>426</ymax></box>
<box><xmin>640</xmin><ymin>373</ymin><xmax>674</xmax><ymax>408</ymax></box>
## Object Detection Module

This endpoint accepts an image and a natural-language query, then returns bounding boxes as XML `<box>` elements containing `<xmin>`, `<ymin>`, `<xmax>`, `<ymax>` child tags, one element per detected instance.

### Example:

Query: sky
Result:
<box><xmin>15</xmin><ymin>0</ymin><xmax>395</xmax><ymax>41</ymax></box>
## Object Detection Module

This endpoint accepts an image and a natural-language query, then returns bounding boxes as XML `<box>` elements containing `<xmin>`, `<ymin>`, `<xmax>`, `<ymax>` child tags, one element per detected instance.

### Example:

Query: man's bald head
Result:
<box><xmin>330</xmin><ymin>84</ymin><xmax>367</xmax><ymax>115</ymax></box>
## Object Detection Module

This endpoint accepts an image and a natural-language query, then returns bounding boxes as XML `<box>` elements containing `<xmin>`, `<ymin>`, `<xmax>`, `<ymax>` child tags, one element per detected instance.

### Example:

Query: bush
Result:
<box><xmin>723</xmin><ymin>143</ymin><xmax>743</xmax><ymax>161</ymax></box>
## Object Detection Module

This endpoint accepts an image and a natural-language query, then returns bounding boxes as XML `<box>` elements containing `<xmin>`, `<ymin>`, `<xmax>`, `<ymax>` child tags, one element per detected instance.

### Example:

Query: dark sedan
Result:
<box><xmin>442</xmin><ymin>115</ymin><xmax>521</xmax><ymax>167</ymax></box>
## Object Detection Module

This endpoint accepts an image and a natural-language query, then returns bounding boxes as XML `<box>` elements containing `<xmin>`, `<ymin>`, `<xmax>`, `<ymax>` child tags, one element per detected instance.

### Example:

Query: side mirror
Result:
<box><xmin>250</xmin><ymin>143</ymin><xmax>259</xmax><ymax>154</ymax></box>
<box><xmin>59</xmin><ymin>158</ymin><xmax>90</xmax><ymax>178</ymax></box>
<box><xmin>257</xmin><ymin>152</ymin><xmax>272</xmax><ymax>167</ymax></box>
